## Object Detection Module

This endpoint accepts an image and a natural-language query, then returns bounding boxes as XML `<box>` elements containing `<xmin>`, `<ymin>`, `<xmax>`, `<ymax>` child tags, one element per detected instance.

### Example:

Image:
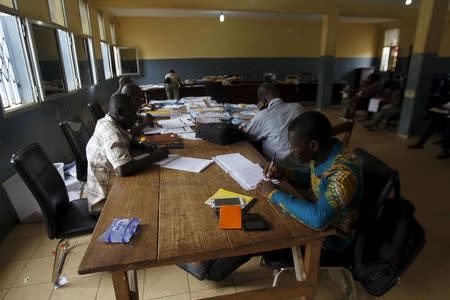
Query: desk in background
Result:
<box><xmin>78</xmin><ymin>140</ymin><xmax>332</xmax><ymax>300</ymax></box>
<box><xmin>141</xmin><ymin>81</ymin><xmax>344</xmax><ymax>104</ymax></box>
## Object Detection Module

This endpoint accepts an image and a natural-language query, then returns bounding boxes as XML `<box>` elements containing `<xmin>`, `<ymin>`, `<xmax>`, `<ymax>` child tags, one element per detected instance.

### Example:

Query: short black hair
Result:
<box><xmin>108</xmin><ymin>93</ymin><xmax>131</xmax><ymax>114</ymax></box>
<box><xmin>169</xmin><ymin>69</ymin><xmax>175</xmax><ymax>73</ymax></box>
<box><xmin>288</xmin><ymin>111</ymin><xmax>332</xmax><ymax>144</ymax></box>
<box><xmin>257</xmin><ymin>82</ymin><xmax>279</xmax><ymax>99</ymax></box>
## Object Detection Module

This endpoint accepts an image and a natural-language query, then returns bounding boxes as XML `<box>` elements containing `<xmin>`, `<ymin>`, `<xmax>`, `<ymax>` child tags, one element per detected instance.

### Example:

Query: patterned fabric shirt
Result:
<box><xmin>85</xmin><ymin>114</ymin><xmax>132</xmax><ymax>215</ymax></box>
<box><xmin>269</xmin><ymin>138</ymin><xmax>362</xmax><ymax>250</ymax></box>
<box><xmin>244</xmin><ymin>98</ymin><xmax>304</xmax><ymax>161</ymax></box>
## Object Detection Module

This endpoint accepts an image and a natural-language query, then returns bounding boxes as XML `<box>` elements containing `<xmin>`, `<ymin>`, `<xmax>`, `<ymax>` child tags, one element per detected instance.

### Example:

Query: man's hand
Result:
<box><xmin>264</xmin><ymin>164</ymin><xmax>285</xmax><ymax>179</ymax></box>
<box><xmin>256</xmin><ymin>181</ymin><xmax>277</xmax><ymax>199</ymax></box>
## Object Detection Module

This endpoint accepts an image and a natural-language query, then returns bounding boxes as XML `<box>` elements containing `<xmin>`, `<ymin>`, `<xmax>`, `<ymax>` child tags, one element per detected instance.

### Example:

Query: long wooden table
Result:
<box><xmin>78</xmin><ymin>140</ymin><xmax>331</xmax><ymax>300</ymax></box>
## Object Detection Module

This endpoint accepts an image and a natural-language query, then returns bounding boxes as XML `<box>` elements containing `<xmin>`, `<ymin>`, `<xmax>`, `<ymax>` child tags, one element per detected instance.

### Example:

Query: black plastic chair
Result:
<box><xmin>59</xmin><ymin>117</ymin><xmax>90</xmax><ymax>182</ymax></box>
<box><xmin>11</xmin><ymin>143</ymin><xmax>97</xmax><ymax>286</ymax></box>
<box><xmin>87</xmin><ymin>101</ymin><xmax>105</xmax><ymax>122</ymax></box>
<box><xmin>261</xmin><ymin>148</ymin><xmax>398</xmax><ymax>287</ymax></box>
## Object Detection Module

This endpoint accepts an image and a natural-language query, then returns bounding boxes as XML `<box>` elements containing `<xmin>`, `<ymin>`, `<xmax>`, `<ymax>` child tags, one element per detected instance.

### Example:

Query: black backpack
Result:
<box><xmin>352</xmin><ymin>149</ymin><xmax>425</xmax><ymax>296</ymax></box>
<box><xmin>195</xmin><ymin>122</ymin><xmax>245</xmax><ymax>145</ymax></box>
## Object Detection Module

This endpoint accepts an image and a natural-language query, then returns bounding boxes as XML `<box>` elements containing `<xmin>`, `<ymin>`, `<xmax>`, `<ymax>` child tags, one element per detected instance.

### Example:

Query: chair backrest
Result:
<box><xmin>353</xmin><ymin>148</ymin><xmax>399</xmax><ymax>228</ymax></box>
<box><xmin>87</xmin><ymin>101</ymin><xmax>105</xmax><ymax>122</ymax></box>
<box><xmin>205</xmin><ymin>81</ymin><xmax>223</xmax><ymax>103</ymax></box>
<box><xmin>11</xmin><ymin>143</ymin><xmax>69</xmax><ymax>239</ymax></box>
<box><xmin>332</xmin><ymin>121</ymin><xmax>354</xmax><ymax>147</ymax></box>
<box><xmin>59</xmin><ymin>116</ymin><xmax>90</xmax><ymax>182</ymax></box>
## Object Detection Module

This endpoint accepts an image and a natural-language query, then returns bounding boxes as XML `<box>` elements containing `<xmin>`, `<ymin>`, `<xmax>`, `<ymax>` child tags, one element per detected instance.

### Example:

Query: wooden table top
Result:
<box><xmin>78</xmin><ymin>140</ymin><xmax>324</xmax><ymax>275</ymax></box>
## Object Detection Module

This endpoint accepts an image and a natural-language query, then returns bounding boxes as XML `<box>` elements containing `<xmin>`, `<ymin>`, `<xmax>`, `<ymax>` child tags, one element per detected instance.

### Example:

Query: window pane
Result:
<box><xmin>74</xmin><ymin>36</ymin><xmax>93</xmax><ymax>86</ymax></box>
<box><xmin>110</xmin><ymin>23</ymin><xmax>116</xmax><ymax>44</ymax></box>
<box><xmin>101</xmin><ymin>41</ymin><xmax>111</xmax><ymax>79</ymax></box>
<box><xmin>31</xmin><ymin>24</ymin><xmax>66</xmax><ymax>95</ymax></box>
<box><xmin>110</xmin><ymin>45</ymin><xmax>116</xmax><ymax>77</ymax></box>
<box><xmin>0</xmin><ymin>0</ymin><xmax>15</xmax><ymax>8</ymax></box>
<box><xmin>0</xmin><ymin>13</ymin><xmax>35</xmax><ymax>110</ymax></box>
<box><xmin>97</xmin><ymin>12</ymin><xmax>105</xmax><ymax>41</ymax></box>
<box><xmin>57</xmin><ymin>29</ymin><xmax>77</xmax><ymax>91</ymax></box>
<box><xmin>48</xmin><ymin>0</ymin><xmax>66</xmax><ymax>26</ymax></box>
<box><xmin>384</xmin><ymin>28</ymin><xmax>400</xmax><ymax>47</ymax></box>
<box><xmin>78</xmin><ymin>0</ymin><xmax>91</xmax><ymax>35</ymax></box>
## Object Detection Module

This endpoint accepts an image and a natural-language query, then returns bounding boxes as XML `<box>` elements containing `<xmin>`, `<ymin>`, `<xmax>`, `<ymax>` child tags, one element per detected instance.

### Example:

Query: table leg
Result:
<box><xmin>111</xmin><ymin>270</ymin><xmax>139</xmax><ymax>300</ymax></box>
<box><xmin>303</xmin><ymin>240</ymin><xmax>322</xmax><ymax>300</ymax></box>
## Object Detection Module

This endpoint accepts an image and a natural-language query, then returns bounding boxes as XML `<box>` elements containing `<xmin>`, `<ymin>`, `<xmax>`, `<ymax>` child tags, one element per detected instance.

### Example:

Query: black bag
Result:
<box><xmin>195</xmin><ymin>122</ymin><xmax>245</xmax><ymax>145</ymax></box>
<box><xmin>353</xmin><ymin>174</ymin><xmax>425</xmax><ymax>297</ymax></box>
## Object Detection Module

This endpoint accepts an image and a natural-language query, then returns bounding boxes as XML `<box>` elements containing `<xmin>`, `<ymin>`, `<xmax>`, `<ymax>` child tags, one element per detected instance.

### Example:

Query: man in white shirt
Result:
<box><xmin>244</xmin><ymin>82</ymin><xmax>304</xmax><ymax>162</ymax></box>
<box><xmin>164</xmin><ymin>69</ymin><xmax>181</xmax><ymax>100</ymax></box>
<box><xmin>85</xmin><ymin>94</ymin><xmax>167</xmax><ymax>215</ymax></box>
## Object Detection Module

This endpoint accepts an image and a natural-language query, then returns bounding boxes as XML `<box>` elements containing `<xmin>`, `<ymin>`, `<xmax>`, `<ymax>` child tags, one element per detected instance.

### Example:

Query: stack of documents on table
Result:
<box><xmin>157</xmin><ymin>116</ymin><xmax>195</xmax><ymax>136</ymax></box>
<box><xmin>156</xmin><ymin>154</ymin><xmax>213</xmax><ymax>173</ymax></box>
<box><xmin>213</xmin><ymin>153</ymin><xmax>266</xmax><ymax>190</ymax></box>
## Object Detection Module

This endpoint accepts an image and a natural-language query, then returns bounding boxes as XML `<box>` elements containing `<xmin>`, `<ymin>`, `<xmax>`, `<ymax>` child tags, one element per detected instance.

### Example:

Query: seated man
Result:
<box><xmin>121</xmin><ymin>82</ymin><xmax>145</xmax><ymax>109</ymax></box>
<box><xmin>257</xmin><ymin>111</ymin><xmax>362</xmax><ymax>256</ymax></box>
<box><xmin>113</xmin><ymin>76</ymin><xmax>132</xmax><ymax>96</ymax></box>
<box><xmin>342</xmin><ymin>73</ymin><xmax>381</xmax><ymax>120</ymax></box>
<box><xmin>243</xmin><ymin>82</ymin><xmax>304</xmax><ymax>162</ymax></box>
<box><xmin>364</xmin><ymin>80</ymin><xmax>402</xmax><ymax>130</ymax></box>
<box><xmin>85</xmin><ymin>94</ymin><xmax>167</xmax><ymax>215</ymax></box>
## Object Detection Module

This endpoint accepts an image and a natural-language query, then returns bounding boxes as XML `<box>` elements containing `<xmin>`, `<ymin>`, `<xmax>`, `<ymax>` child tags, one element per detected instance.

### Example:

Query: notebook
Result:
<box><xmin>213</xmin><ymin>153</ymin><xmax>266</xmax><ymax>190</ymax></box>
<box><xmin>219</xmin><ymin>205</ymin><xmax>242</xmax><ymax>229</ymax></box>
<box><xmin>156</xmin><ymin>155</ymin><xmax>213</xmax><ymax>173</ymax></box>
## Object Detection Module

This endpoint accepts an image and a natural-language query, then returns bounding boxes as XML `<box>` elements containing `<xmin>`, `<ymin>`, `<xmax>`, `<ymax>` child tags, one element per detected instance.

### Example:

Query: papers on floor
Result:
<box><xmin>156</xmin><ymin>154</ymin><xmax>213</xmax><ymax>173</ymax></box>
<box><xmin>213</xmin><ymin>153</ymin><xmax>266</xmax><ymax>190</ymax></box>
<box><xmin>368</xmin><ymin>98</ymin><xmax>381</xmax><ymax>113</ymax></box>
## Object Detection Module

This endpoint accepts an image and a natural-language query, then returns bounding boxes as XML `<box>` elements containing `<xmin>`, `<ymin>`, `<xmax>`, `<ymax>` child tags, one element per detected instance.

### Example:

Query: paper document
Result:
<box><xmin>179</xmin><ymin>132</ymin><xmax>201</xmax><ymax>140</ymax></box>
<box><xmin>157</xmin><ymin>119</ymin><xmax>186</xmax><ymax>129</ymax></box>
<box><xmin>429</xmin><ymin>107</ymin><xmax>449</xmax><ymax>115</ymax></box>
<box><xmin>161</xmin><ymin>127</ymin><xmax>194</xmax><ymax>135</ymax></box>
<box><xmin>157</xmin><ymin>155</ymin><xmax>213</xmax><ymax>173</ymax></box>
<box><xmin>142</xmin><ymin>127</ymin><xmax>164</xmax><ymax>135</ymax></box>
<box><xmin>368</xmin><ymin>98</ymin><xmax>381</xmax><ymax>113</ymax></box>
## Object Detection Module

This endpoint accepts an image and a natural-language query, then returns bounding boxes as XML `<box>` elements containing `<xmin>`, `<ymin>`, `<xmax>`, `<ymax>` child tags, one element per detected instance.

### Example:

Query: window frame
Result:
<box><xmin>71</xmin><ymin>32</ymin><xmax>97</xmax><ymax>87</ymax></box>
<box><xmin>25</xmin><ymin>19</ymin><xmax>80</xmax><ymax>101</ymax></box>
<box><xmin>77</xmin><ymin>0</ymin><xmax>91</xmax><ymax>36</ymax></box>
<box><xmin>116</xmin><ymin>47</ymin><xmax>140</xmax><ymax>76</ymax></box>
<box><xmin>100</xmin><ymin>40</ymin><xmax>113</xmax><ymax>80</ymax></box>
<box><xmin>47</xmin><ymin>0</ymin><xmax>67</xmax><ymax>28</ymax></box>
<box><xmin>97</xmin><ymin>11</ymin><xmax>105</xmax><ymax>42</ymax></box>
<box><xmin>0</xmin><ymin>9</ymin><xmax>40</xmax><ymax>116</ymax></box>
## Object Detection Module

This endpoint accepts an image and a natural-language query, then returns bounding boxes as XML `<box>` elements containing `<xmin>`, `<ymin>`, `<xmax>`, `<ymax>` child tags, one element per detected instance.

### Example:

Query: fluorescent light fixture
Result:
<box><xmin>405</xmin><ymin>0</ymin><xmax>412</xmax><ymax>5</ymax></box>
<box><xmin>219</xmin><ymin>12</ymin><xmax>225</xmax><ymax>22</ymax></box>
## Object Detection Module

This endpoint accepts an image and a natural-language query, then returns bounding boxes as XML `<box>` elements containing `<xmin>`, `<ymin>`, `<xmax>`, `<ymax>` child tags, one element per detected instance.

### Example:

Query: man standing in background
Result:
<box><xmin>164</xmin><ymin>69</ymin><xmax>181</xmax><ymax>99</ymax></box>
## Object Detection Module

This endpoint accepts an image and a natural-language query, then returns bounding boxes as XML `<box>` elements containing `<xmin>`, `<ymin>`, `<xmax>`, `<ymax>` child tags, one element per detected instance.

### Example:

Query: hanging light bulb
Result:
<box><xmin>219</xmin><ymin>12</ymin><xmax>225</xmax><ymax>23</ymax></box>
<box><xmin>405</xmin><ymin>0</ymin><xmax>413</xmax><ymax>5</ymax></box>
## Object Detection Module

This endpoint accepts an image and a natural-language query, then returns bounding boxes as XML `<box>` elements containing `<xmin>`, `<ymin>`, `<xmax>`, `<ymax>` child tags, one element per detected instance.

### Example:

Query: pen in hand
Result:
<box><xmin>265</xmin><ymin>153</ymin><xmax>277</xmax><ymax>179</ymax></box>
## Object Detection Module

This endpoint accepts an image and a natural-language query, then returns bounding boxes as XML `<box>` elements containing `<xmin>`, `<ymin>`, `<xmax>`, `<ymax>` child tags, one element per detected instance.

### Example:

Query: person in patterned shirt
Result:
<box><xmin>257</xmin><ymin>111</ymin><xmax>362</xmax><ymax>252</ymax></box>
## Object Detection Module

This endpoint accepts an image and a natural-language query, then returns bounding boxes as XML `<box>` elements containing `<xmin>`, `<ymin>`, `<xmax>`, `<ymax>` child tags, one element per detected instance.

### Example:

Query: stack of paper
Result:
<box><xmin>213</xmin><ymin>153</ymin><xmax>266</xmax><ymax>190</ymax></box>
<box><xmin>156</xmin><ymin>154</ymin><xmax>213</xmax><ymax>173</ymax></box>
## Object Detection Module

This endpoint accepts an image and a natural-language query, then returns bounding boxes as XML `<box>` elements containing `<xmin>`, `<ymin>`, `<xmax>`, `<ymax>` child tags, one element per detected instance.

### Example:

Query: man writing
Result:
<box><xmin>257</xmin><ymin>111</ymin><xmax>362</xmax><ymax>253</ymax></box>
<box><xmin>244</xmin><ymin>82</ymin><xmax>304</xmax><ymax>162</ymax></box>
<box><xmin>85</xmin><ymin>94</ymin><xmax>167</xmax><ymax>215</ymax></box>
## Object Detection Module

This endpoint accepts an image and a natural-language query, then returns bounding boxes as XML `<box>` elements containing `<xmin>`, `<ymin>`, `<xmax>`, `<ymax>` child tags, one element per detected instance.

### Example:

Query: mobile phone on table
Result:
<box><xmin>212</xmin><ymin>197</ymin><xmax>244</xmax><ymax>208</ymax></box>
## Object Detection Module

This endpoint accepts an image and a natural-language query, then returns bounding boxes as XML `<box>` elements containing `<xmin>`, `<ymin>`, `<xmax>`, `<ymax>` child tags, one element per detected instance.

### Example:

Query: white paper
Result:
<box><xmin>368</xmin><ymin>98</ymin><xmax>381</xmax><ymax>113</ymax></box>
<box><xmin>157</xmin><ymin>119</ymin><xmax>186</xmax><ymax>129</ymax></box>
<box><xmin>161</xmin><ymin>127</ymin><xmax>194</xmax><ymax>135</ymax></box>
<box><xmin>158</xmin><ymin>156</ymin><xmax>213</xmax><ymax>173</ymax></box>
<box><xmin>142</xmin><ymin>127</ymin><xmax>164</xmax><ymax>135</ymax></box>
<box><xmin>179</xmin><ymin>132</ymin><xmax>201</xmax><ymax>140</ymax></box>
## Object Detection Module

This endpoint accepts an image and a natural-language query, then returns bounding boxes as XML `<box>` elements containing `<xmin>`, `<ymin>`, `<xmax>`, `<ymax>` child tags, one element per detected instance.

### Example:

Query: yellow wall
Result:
<box><xmin>336</xmin><ymin>22</ymin><xmax>378</xmax><ymax>58</ymax></box>
<box><xmin>116</xmin><ymin>17</ymin><xmax>323</xmax><ymax>59</ymax></box>
<box><xmin>16</xmin><ymin>0</ymin><xmax>51</xmax><ymax>22</ymax></box>
<box><xmin>65</xmin><ymin>0</ymin><xmax>83</xmax><ymax>34</ymax></box>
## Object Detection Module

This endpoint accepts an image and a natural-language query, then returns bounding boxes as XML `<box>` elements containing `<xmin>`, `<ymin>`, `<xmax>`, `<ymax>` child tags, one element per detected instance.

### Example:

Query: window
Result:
<box><xmin>0</xmin><ymin>12</ymin><xmax>37</xmax><ymax>111</ymax></box>
<box><xmin>97</xmin><ymin>12</ymin><xmax>105</xmax><ymax>41</ymax></box>
<box><xmin>110</xmin><ymin>22</ymin><xmax>116</xmax><ymax>44</ymax></box>
<box><xmin>73</xmin><ymin>35</ymin><xmax>95</xmax><ymax>86</ymax></box>
<box><xmin>48</xmin><ymin>0</ymin><xmax>66</xmax><ymax>27</ymax></box>
<box><xmin>110</xmin><ymin>45</ymin><xmax>116</xmax><ymax>76</ymax></box>
<box><xmin>78</xmin><ymin>0</ymin><xmax>91</xmax><ymax>35</ymax></box>
<box><xmin>380</xmin><ymin>28</ymin><xmax>400</xmax><ymax>72</ymax></box>
<box><xmin>101</xmin><ymin>41</ymin><xmax>112</xmax><ymax>79</ymax></box>
<box><xmin>0</xmin><ymin>0</ymin><xmax>15</xmax><ymax>9</ymax></box>
<box><xmin>29</xmin><ymin>22</ymin><xmax>79</xmax><ymax>96</ymax></box>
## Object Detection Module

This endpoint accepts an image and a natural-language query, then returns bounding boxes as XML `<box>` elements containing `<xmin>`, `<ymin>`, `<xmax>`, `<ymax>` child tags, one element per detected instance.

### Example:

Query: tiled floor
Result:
<box><xmin>0</xmin><ymin>107</ymin><xmax>449</xmax><ymax>299</ymax></box>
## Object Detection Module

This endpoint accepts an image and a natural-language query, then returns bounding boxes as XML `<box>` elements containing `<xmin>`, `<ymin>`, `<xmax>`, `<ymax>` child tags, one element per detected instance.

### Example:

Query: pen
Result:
<box><xmin>266</xmin><ymin>153</ymin><xmax>277</xmax><ymax>178</ymax></box>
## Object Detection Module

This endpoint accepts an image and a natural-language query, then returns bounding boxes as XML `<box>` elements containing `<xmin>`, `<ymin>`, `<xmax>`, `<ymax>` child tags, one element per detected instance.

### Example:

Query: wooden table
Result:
<box><xmin>78</xmin><ymin>140</ymin><xmax>331</xmax><ymax>300</ymax></box>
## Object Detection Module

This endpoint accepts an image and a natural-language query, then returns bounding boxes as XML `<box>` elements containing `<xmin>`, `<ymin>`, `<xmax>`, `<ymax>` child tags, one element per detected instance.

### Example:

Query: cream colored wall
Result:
<box><xmin>336</xmin><ymin>22</ymin><xmax>378</xmax><ymax>58</ymax></box>
<box><xmin>116</xmin><ymin>17</ymin><xmax>323</xmax><ymax>59</ymax></box>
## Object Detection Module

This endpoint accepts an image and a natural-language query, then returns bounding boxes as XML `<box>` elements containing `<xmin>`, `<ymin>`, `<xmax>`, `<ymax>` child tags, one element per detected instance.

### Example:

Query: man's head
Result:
<box><xmin>366</xmin><ymin>73</ymin><xmax>380</xmax><ymax>84</ymax></box>
<box><xmin>382</xmin><ymin>80</ymin><xmax>397</xmax><ymax>96</ymax></box>
<box><xmin>288</xmin><ymin>111</ymin><xmax>332</xmax><ymax>163</ymax></box>
<box><xmin>257</xmin><ymin>82</ymin><xmax>279</xmax><ymax>108</ymax></box>
<box><xmin>169</xmin><ymin>69</ymin><xmax>175</xmax><ymax>74</ymax></box>
<box><xmin>108</xmin><ymin>94</ymin><xmax>137</xmax><ymax>130</ymax></box>
<box><xmin>119</xmin><ymin>77</ymin><xmax>132</xmax><ymax>89</ymax></box>
<box><xmin>121</xmin><ymin>83</ymin><xmax>144</xmax><ymax>109</ymax></box>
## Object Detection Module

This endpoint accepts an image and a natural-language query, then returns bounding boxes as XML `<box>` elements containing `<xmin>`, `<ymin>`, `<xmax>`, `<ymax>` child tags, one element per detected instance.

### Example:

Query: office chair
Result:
<box><xmin>60</xmin><ymin>116</ymin><xmax>90</xmax><ymax>182</ymax></box>
<box><xmin>261</xmin><ymin>148</ymin><xmax>398</xmax><ymax>289</ymax></box>
<box><xmin>11</xmin><ymin>143</ymin><xmax>97</xmax><ymax>286</ymax></box>
<box><xmin>87</xmin><ymin>101</ymin><xmax>106</xmax><ymax>122</ymax></box>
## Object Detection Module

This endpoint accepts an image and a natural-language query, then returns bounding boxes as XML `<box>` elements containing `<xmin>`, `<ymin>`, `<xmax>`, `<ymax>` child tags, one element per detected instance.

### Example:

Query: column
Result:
<box><xmin>398</xmin><ymin>0</ymin><xmax>449</xmax><ymax>136</ymax></box>
<box><xmin>317</xmin><ymin>12</ymin><xmax>338</xmax><ymax>109</ymax></box>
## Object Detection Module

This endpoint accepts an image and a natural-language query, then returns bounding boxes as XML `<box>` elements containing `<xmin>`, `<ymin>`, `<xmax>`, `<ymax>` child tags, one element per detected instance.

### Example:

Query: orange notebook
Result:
<box><xmin>219</xmin><ymin>205</ymin><xmax>242</xmax><ymax>229</ymax></box>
